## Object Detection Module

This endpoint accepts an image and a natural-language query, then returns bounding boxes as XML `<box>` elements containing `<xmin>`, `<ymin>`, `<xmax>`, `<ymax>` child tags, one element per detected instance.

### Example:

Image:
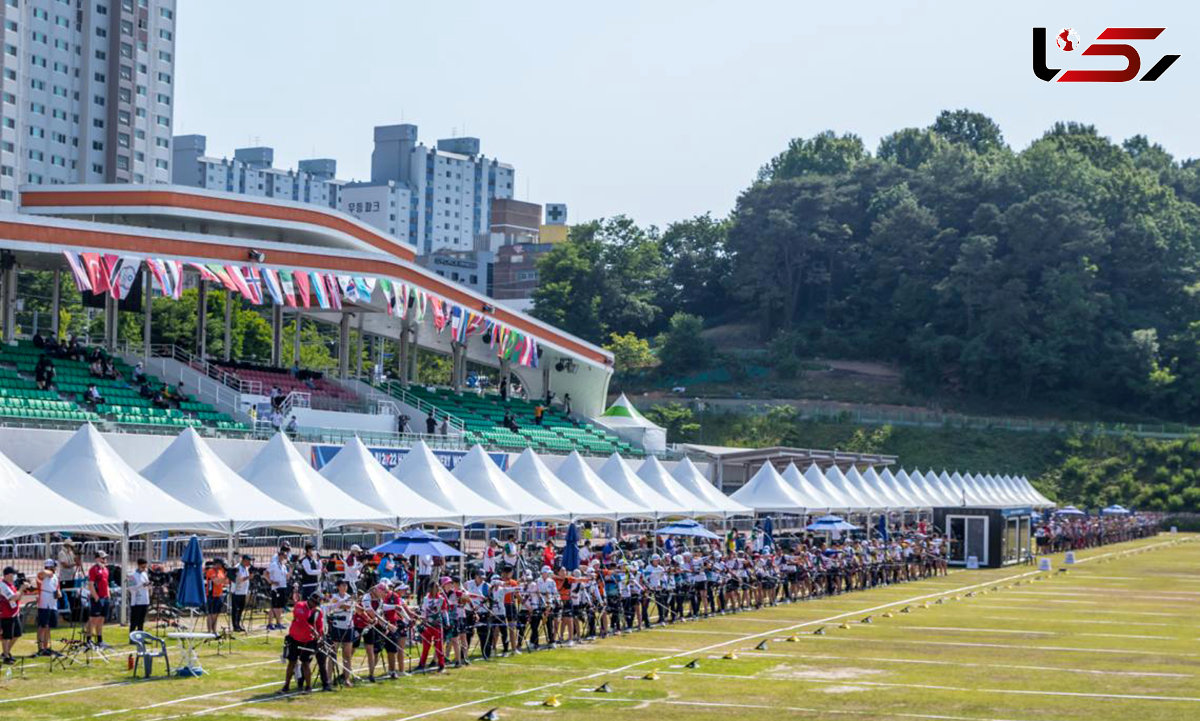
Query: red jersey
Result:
<box><xmin>0</xmin><ymin>580</ymin><xmax>20</xmax><ymax>619</ymax></box>
<box><xmin>88</xmin><ymin>563</ymin><xmax>110</xmax><ymax>599</ymax></box>
<box><xmin>288</xmin><ymin>601</ymin><xmax>323</xmax><ymax>643</ymax></box>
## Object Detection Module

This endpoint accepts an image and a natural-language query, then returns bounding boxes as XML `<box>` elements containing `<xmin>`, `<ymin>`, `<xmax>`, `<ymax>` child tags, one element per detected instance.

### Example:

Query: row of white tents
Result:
<box><xmin>2</xmin><ymin>424</ymin><xmax>1050</xmax><ymax>542</ymax></box>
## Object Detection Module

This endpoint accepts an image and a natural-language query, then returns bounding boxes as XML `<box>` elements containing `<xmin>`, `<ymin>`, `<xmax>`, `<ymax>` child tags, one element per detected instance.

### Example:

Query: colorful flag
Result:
<box><xmin>309</xmin><ymin>271</ymin><xmax>329</xmax><ymax>308</ymax></box>
<box><xmin>145</xmin><ymin>259</ymin><xmax>168</xmax><ymax>297</ymax></box>
<box><xmin>278</xmin><ymin>270</ymin><xmax>297</xmax><ymax>307</ymax></box>
<box><xmin>189</xmin><ymin>263</ymin><xmax>221</xmax><ymax>285</ymax></box>
<box><xmin>104</xmin><ymin>255</ymin><xmax>141</xmax><ymax>300</ymax></box>
<box><xmin>325</xmin><ymin>274</ymin><xmax>342</xmax><ymax>310</ymax></box>
<box><xmin>431</xmin><ymin>297</ymin><xmax>448</xmax><ymax>332</ymax></box>
<box><xmin>240</xmin><ymin>266</ymin><xmax>263</xmax><ymax>304</ymax></box>
<box><xmin>520</xmin><ymin>337</ymin><xmax>539</xmax><ymax>368</ymax></box>
<box><xmin>82</xmin><ymin>253</ymin><xmax>109</xmax><ymax>294</ymax></box>
<box><xmin>466</xmin><ymin>311</ymin><xmax>485</xmax><ymax>337</ymax></box>
<box><xmin>379</xmin><ymin>279</ymin><xmax>394</xmax><ymax>315</ymax></box>
<box><xmin>356</xmin><ymin>277</ymin><xmax>375</xmax><ymax>300</ymax></box>
<box><xmin>337</xmin><ymin>275</ymin><xmax>358</xmax><ymax>302</ymax></box>
<box><xmin>449</xmin><ymin>305</ymin><xmax>466</xmax><ymax>343</ymax></box>
<box><xmin>163</xmin><ymin>259</ymin><xmax>184</xmax><ymax>299</ymax></box>
<box><xmin>204</xmin><ymin>264</ymin><xmax>236</xmax><ymax>291</ymax></box>
<box><xmin>63</xmin><ymin>252</ymin><xmax>91</xmax><ymax>292</ymax></box>
<box><xmin>294</xmin><ymin>271</ymin><xmax>312</xmax><ymax>308</ymax></box>
<box><xmin>260</xmin><ymin>268</ymin><xmax>284</xmax><ymax>305</ymax></box>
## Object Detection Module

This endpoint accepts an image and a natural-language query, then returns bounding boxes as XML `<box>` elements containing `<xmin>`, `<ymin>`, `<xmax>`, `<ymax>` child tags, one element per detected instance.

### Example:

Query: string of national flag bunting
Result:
<box><xmin>62</xmin><ymin>251</ymin><xmax>540</xmax><ymax>368</ymax></box>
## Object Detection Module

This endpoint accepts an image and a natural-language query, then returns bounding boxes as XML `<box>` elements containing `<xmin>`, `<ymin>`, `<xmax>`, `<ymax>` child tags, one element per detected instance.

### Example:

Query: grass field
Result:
<box><xmin>1</xmin><ymin>535</ymin><xmax>1197</xmax><ymax>720</ymax></box>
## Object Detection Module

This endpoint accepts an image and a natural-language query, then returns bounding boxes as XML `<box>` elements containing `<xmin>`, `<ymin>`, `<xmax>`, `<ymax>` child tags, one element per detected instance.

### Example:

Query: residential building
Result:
<box><xmin>492</xmin><ymin>241</ymin><xmax>553</xmax><ymax>306</ymax></box>
<box><xmin>0</xmin><ymin>0</ymin><xmax>177</xmax><ymax>211</ymax></box>
<box><xmin>415</xmin><ymin>248</ymin><xmax>493</xmax><ymax>296</ymax></box>
<box><xmin>171</xmin><ymin>134</ymin><xmax>345</xmax><ymax>208</ymax></box>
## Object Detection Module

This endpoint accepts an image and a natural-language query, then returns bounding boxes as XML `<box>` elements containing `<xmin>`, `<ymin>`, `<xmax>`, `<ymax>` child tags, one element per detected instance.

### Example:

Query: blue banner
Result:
<box><xmin>310</xmin><ymin>444</ymin><xmax>508</xmax><ymax>472</ymax></box>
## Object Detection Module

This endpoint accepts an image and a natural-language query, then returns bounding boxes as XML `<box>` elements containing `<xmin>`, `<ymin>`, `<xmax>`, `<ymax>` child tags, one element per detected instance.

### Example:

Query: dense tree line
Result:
<box><xmin>533</xmin><ymin>110</ymin><xmax>1200</xmax><ymax>421</ymax></box>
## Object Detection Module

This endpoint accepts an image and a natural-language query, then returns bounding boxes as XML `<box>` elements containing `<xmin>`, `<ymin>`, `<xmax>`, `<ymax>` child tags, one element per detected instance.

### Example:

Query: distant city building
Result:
<box><xmin>476</xmin><ymin>197</ymin><xmax>541</xmax><ymax>251</ymax></box>
<box><xmin>493</xmin><ymin>242</ymin><xmax>553</xmax><ymax>304</ymax></box>
<box><xmin>171</xmin><ymin>135</ymin><xmax>345</xmax><ymax>208</ymax></box>
<box><xmin>0</xmin><ymin>0</ymin><xmax>178</xmax><ymax>211</ymax></box>
<box><xmin>415</xmin><ymin>248</ymin><xmax>493</xmax><ymax>296</ymax></box>
<box><xmin>342</xmin><ymin>124</ymin><xmax>516</xmax><ymax>254</ymax></box>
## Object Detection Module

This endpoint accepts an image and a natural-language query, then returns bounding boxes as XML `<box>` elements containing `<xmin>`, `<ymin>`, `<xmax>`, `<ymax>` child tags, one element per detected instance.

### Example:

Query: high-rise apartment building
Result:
<box><xmin>0</xmin><ymin>0</ymin><xmax>177</xmax><ymax>210</ymax></box>
<box><xmin>171</xmin><ymin>134</ymin><xmax>344</xmax><ymax>208</ymax></box>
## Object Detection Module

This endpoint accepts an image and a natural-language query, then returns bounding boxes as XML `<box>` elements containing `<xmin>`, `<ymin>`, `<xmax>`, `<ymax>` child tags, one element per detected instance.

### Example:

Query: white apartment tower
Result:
<box><xmin>0</xmin><ymin>0</ymin><xmax>176</xmax><ymax>210</ymax></box>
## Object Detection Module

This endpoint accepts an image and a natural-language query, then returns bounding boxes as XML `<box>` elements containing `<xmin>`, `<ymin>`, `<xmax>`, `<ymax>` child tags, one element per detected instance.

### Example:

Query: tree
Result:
<box><xmin>657</xmin><ymin>214</ymin><xmax>730</xmax><ymax>319</ymax></box>
<box><xmin>657</xmin><ymin>313</ymin><xmax>710</xmax><ymax>376</ymax></box>
<box><xmin>604</xmin><ymin>332</ymin><xmax>657</xmax><ymax>375</ymax></box>
<box><xmin>643</xmin><ymin>402</ymin><xmax>701</xmax><ymax>443</ymax></box>
<box><xmin>930</xmin><ymin>109</ymin><xmax>1005</xmax><ymax>154</ymax></box>
<box><xmin>757</xmin><ymin>130</ymin><xmax>866</xmax><ymax>182</ymax></box>
<box><xmin>767</xmin><ymin>329</ymin><xmax>807</xmax><ymax>380</ymax></box>
<box><xmin>878</xmin><ymin>127</ymin><xmax>944</xmax><ymax>170</ymax></box>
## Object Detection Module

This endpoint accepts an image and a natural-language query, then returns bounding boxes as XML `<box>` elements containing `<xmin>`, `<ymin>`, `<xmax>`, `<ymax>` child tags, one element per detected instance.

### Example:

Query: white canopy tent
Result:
<box><xmin>0</xmin><ymin>445</ymin><xmax>120</xmax><ymax>540</ymax></box>
<box><xmin>889</xmin><ymin>469</ymin><xmax>929</xmax><ymax>507</ymax></box>
<box><xmin>505</xmin><ymin>449</ymin><xmax>613</xmax><ymax>521</ymax></box>
<box><xmin>861</xmin><ymin>466</ymin><xmax>912</xmax><ymax>510</ymax></box>
<box><xmin>141</xmin><ymin>427</ymin><xmax>317</xmax><ymax>533</ymax></box>
<box><xmin>729</xmin><ymin>462</ymin><xmax>807</xmax><ymax>513</ymax></box>
<box><xmin>453</xmin><ymin>445</ymin><xmax>568</xmax><ymax>523</ymax></box>
<box><xmin>670</xmin><ymin>457</ymin><xmax>753</xmax><ymax>518</ymax></box>
<box><xmin>239</xmin><ymin>432</ymin><xmax>394</xmax><ymax>530</ymax></box>
<box><xmin>595</xmin><ymin>393</ymin><xmax>667</xmax><ymax>454</ymax></box>
<box><xmin>993</xmin><ymin>474</ymin><xmax>1027</xmax><ymax>506</ymax></box>
<box><xmin>319</xmin><ymin>437</ymin><xmax>458</xmax><ymax>527</ymax></box>
<box><xmin>390</xmin><ymin>440</ymin><xmax>517</xmax><ymax>526</ymax></box>
<box><xmin>922</xmin><ymin>469</ymin><xmax>961</xmax><ymax>506</ymax></box>
<box><xmin>845</xmin><ymin>466</ymin><xmax>894</xmax><ymax>510</ymax></box>
<box><xmin>823</xmin><ymin>465</ymin><xmax>872</xmax><ymax>510</ymax></box>
<box><xmin>556</xmin><ymin>451</ymin><xmax>653</xmax><ymax>519</ymax></box>
<box><xmin>598</xmin><ymin>453</ymin><xmax>688</xmax><ymax>518</ymax></box>
<box><xmin>779</xmin><ymin>463</ymin><xmax>830</xmax><ymax>511</ymax></box>
<box><xmin>802</xmin><ymin>463</ymin><xmax>850</xmax><ymax>511</ymax></box>
<box><xmin>636</xmin><ymin>457</ymin><xmax>722</xmax><ymax>518</ymax></box>
<box><xmin>34</xmin><ymin>424</ymin><xmax>224</xmax><ymax>535</ymax></box>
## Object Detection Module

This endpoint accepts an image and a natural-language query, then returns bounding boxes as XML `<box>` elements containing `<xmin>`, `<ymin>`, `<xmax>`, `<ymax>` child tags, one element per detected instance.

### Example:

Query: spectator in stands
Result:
<box><xmin>534</xmin><ymin>404</ymin><xmax>545</xmax><ymax>426</ymax></box>
<box><xmin>438</xmin><ymin>417</ymin><xmax>449</xmax><ymax>436</ymax></box>
<box><xmin>132</xmin><ymin>362</ymin><xmax>146</xmax><ymax>384</ymax></box>
<box><xmin>425</xmin><ymin>413</ymin><xmax>437</xmax><ymax>435</ymax></box>
<box><xmin>101</xmin><ymin>358</ymin><xmax>117</xmax><ymax>380</ymax></box>
<box><xmin>499</xmin><ymin>378</ymin><xmax>508</xmax><ymax>402</ymax></box>
<box><xmin>397</xmin><ymin>414</ymin><xmax>411</xmax><ymax>434</ymax></box>
<box><xmin>44</xmin><ymin>334</ymin><xmax>62</xmax><ymax>357</ymax></box>
<box><xmin>563</xmin><ymin>393</ymin><xmax>572</xmax><ymax>415</ymax></box>
<box><xmin>89</xmin><ymin>358</ymin><xmax>105</xmax><ymax>378</ymax></box>
<box><xmin>84</xmin><ymin>383</ymin><xmax>105</xmax><ymax>407</ymax></box>
<box><xmin>286</xmin><ymin>416</ymin><xmax>298</xmax><ymax>438</ymax></box>
<box><xmin>66</xmin><ymin>336</ymin><xmax>84</xmax><ymax>361</ymax></box>
<box><xmin>32</xmin><ymin>331</ymin><xmax>45</xmax><ymax>348</ymax></box>
<box><xmin>138</xmin><ymin>381</ymin><xmax>154</xmax><ymax>399</ymax></box>
<box><xmin>304</xmin><ymin>376</ymin><xmax>317</xmax><ymax>390</ymax></box>
<box><xmin>290</xmin><ymin>361</ymin><xmax>300</xmax><ymax>378</ymax></box>
<box><xmin>270</xmin><ymin>409</ymin><xmax>284</xmax><ymax>433</ymax></box>
<box><xmin>152</xmin><ymin>388</ymin><xmax>170</xmax><ymax>409</ymax></box>
<box><xmin>35</xmin><ymin>355</ymin><xmax>55</xmax><ymax>390</ymax></box>
<box><xmin>503</xmin><ymin>410</ymin><xmax>520</xmax><ymax>433</ymax></box>
<box><xmin>270</xmin><ymin>386</ymin><xmax>285</xmax><ymax>411</ymax></box>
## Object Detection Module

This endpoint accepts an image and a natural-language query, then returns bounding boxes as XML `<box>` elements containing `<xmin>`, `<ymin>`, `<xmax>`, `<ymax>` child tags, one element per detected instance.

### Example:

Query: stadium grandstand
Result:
<box><xmin>0</xmin><ymin>184</ymin><xmax>617</xmax><ymax>455</ymax></box>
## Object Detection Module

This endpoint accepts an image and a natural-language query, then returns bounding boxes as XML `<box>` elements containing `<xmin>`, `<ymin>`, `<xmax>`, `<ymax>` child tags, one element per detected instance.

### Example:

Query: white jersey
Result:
<box><xmin>343</xmin><ymin>557</ymin><xmax>362</xmax><ymax>586</ymax></box>
<box><xmin>232</xmin><ymin>564</ymin><xmax>252</xmax><ymax>596</ymax></box>
<box><xmin>128</xmin><ymin>569</ymin><xmax>150</xmax><ymax>606</ymax></box>
<box><xmin>267</xmin><ymin>557</ymin><xmax>289</xmax><ymax>589</ymax></box>
<box><xmin>38</xmin><ymin>572</ymin><xmax>60</xmax><ymax>609</ymax></box>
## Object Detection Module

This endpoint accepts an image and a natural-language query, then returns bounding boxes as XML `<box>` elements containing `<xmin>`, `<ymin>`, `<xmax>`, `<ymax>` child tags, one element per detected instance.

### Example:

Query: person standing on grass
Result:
<box><xmin>416</xmin><ymin>581</ymin><xmax>448</xmax><ymax>673</ymax></box>
<box><xmin>267</xmin><ymin>547</ymin><xmax>290</xmax><ymax>631</ymax></box>
<box><xmin>281</xmin><ymin>591</ymin><xmax>328</xmax><ymax>694</ymax></box>
<box><xmin>326</xmin><ymin>579</ymin><xmax>357</xmax><ymax>687</ymax></box>
<box><xmin>1</xmin><ymin>567</ymin><xmax>23</xmax><ymax>664</ymax></box>
<box><xmin>35</xmin><ymin>559</ymin><xmax>61</xmax><ymax>656</ymax></box>
<box><xmin>86</xmin><ymin>550</ymin><xmax>111</xmax><ymax>648</ymax></box>
<box><xmin>204</xmin><ymin>558</ymin><xmax>228</xmax><ymax>635</ymax></box>
<box><xmin>128</xmin><ymin>558</ymin><xmax>150</xmax><ymax>634</ymax></box>
<box><xmin>231</xmin><ymin>555</ymin><xmax>252</xmax><ymax>632</ymax></box>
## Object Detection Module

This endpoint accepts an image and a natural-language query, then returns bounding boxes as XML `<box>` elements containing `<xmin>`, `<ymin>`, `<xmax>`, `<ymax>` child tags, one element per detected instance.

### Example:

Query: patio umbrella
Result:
<box><xmin>562</xmin><ymin>523</ymin><xmax>580</xmax><ymax>571</ymax></box>
<box><xmin>876</xmin><ymin>514</ymin><xmax>889</xmax><ymax>541</ymax></box>
<box><xmin>1054</xmin><ymin>506</ymin><xmax>1087</xmax><ymax>517</ymax></box>
<box><xmin>371</xmin><ymin>529</ymin><xmax>463</xmax><ymax>557</ymax></box>
<box><xmin>176</xmin><ymin>535</ymin><xmax>206</xmax><ymax>610</ymax></box>
<box><xmin>1101</xmin><ymin>505</ymin><xmax>1130</xmax><ymax>515</ymax></box>
<box><xmin>762</xmin><ymin>517</ymin><xmax>775</xmax><ymax>549</ymax></box>
<box><xmin>654</xmin><ymin>519</ymin><xmax>721</xmax><ymax>540</ymax></box>
<box><xmin>805</xmin><ymin>514</ymin><xmax>859</xmax><ymax>533</ymax></box>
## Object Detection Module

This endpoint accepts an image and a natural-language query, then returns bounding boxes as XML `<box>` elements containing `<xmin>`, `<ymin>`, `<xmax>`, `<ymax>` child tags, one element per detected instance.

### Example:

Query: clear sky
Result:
<box><xmin>174</xmin><ymin>1</ymin><xmax>1198</xmax><ymax>228</ymax></box>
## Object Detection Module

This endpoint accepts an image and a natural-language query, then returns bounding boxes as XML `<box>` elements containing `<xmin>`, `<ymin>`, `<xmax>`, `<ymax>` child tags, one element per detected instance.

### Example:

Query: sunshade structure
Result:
<box><xmin>1055</xmin><ymin>505</ymin><xmax>1086</xmax><ymax>517</ymax></box>
<box><xmin>861</xmin><ymin>466</ymin><xmax>911</xmax><ymax>510</ymax></box>
<box><xmin>319</xmin><ymin>437</ymin><xmax>456</xmax><ymax>527</ymax></box>
<box><xmin>1102</xmin><ymin>504</ymin><xmax>1131</xmax><ymax>515</ymax></box>
<box><xmin>238</xmin><ymin>432</ymin><xmax>393</xmax><ymax>530</ymax></box>
<box><xmin>556</xmin><ymin>451</ymin><xmax>653</xmax><ymax>519</ymax></box>
<box><xmin>780</xmin><ymin>463</ymin><xmax>832</xmax><ymax>511</ymax></box>
<box><xmin>141</xmin><ymin>427</ymin><xmax>316</xmax><ymax>533</ymax></box>
<box><xmin>177</xmin><ymin>535</ymin><xmax>206</xmax><ymax>609</ymax></box>
<box><xmin>655</xmin><ymin>519</ymin><xmax>721</xmax><ymax>540</ymax></box>
<box><xmin>801</xmin><ymin>463</ymin><xmax>848</xmax><ymax>512</ymax></box>
<box><xmin>372</xmin><ymin>529</ymin><xmax>462</xmax><ymax>557</ymax></box>
<box><xmin>806</xmin><ymin>514</ymin><xmax>859</xmax><ymax>533</ymax></box>
<box><xmin>670</xmin><ymin>457</ymin><xmax>752</xmax><ymax>517</ymax></box>
<box><xmin>844</xmin><ymin>466</ymin><xmax>892</xmax><ymax>510</ymax></box>
<box><xmin>34</xmin><ymin>424</ymin><xmax>223</xmax><ymax>535</ymax></box>
<box><xmin>595</xmin><ymin>393</ymin><xmax>667</xmax><ymax>453</ymax></box>
<box><xmin>390</xmin><ymin>440</ymin><xmax>517</xmax><ymax>525</ymax></box>
<box><xmin>505</xmin><ymin>448</ymin><xmax>612</xmax><ymax>521</ymax></box>
<box><xmin>0</xmin><ymin>445</ymin><xmax>119</xmax><ymax>540</ymax></box>
<box><xmin>598</xmin><ymin>453</ymin><xmax>688</xmax><ymax>518</ymax></box>
<box><xmin>824</xmin><ymin>465</ymin><xmax>872</xmax><ymax>510</ymax></box>
<box><xmin>637</xmin><ymin>456</ymin><xmax>722</xmax><ymax>518</ymax></box>
<box><xmin>730</xmin><ymin>462</ymin><xmax>807</xmax><ymax>513</ymax></box>
<box><xmin>452</xmin><ymin>445</ymin><xmax>567</xmax><ymax>523</ymax></box>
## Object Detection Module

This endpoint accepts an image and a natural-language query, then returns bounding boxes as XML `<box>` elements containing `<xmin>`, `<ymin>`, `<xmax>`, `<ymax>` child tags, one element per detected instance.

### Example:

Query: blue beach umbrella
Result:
<box><xmin>805</xmin><ymin>514</ymin><xmax>859</xmax><ymax>533</ymax></box>
<box><xmin>562</xmin><ymin>523</ymin><xmax>580</xmax><ymax>571</ymax></box>
<box><xmin>371</xmin><ymin>529</ymin><xmax>463</xmax><ymax>557</ymax></box>
<box><xmin>1101</xmin><ymin>505</ymin><xmax>1130</xmax><ymax>516</ymax></box>
<box><xmin>1054</xmin><ymin>506</ymin><xmax>1087</xmax><ymax>517</ymax></box>
<box><xmin>654</xmin><ymin>519</ymin><xmax>721</xmax><ymax>540</ymax></box>
<box><xmin>176</xmin><ymin>535</ymin><xmax>206</xmax><ymax>610</ymax></box>
<box><xmin>762</xmin><ymin>517</ymin><xmax>775</xmax><ymax>549</ymax></box>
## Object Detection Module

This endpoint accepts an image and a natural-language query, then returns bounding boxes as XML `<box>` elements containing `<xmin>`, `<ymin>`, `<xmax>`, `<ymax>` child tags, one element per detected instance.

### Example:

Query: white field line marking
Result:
<box><xmin>0</xmin><ymin>658</ymin><xmax>281</xmax><ymax>705</ymax></box>
<box><xmin>1082</xmin><ymin>632</ymin><xmax>1179</xmax><ymax>640</ymax></box>
<box><xmin>787</xmin><ymin>633</ymin><xmax>1200</xmax><ymax>657</ymax></box>
<box><xmin>888</xmin><ymin>625</ymin><xmax>1185</xmax><ymax>641</ymax></box>
<box><xmin>968</xmin><ymin>604</ymin><xmax>1189</xmax><ymax>618</ymax></box>
<box><xmin>655</xmin><ymin>670</ymin><xmax>1200</xmax><ymax>703</ymax></box>
<box><xmin>736</xmin><ymin>650</ymin><xmax>1193</xmax><ymax>678</ymax></box>
<box><xmin>977</xmin><ymin>615</ymin><xmax>1174</xmax><ymax>628</ymax></box>
<box><xmin>655</xmin><ymin>698</ymin><xmax>1039</xmax><ymax>721</ymax></box>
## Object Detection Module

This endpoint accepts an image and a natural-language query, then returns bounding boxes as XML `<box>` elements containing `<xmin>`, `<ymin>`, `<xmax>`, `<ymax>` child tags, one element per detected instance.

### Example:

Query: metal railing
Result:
<box><xmin>148</xmin><ymin>343</ymin><xmax>263</xmax><ymax>396</ymax></box>
<box><xmin>375</xmin><ymin>379</ymin><xmax>466</xmax><ymax>434</ymax></box>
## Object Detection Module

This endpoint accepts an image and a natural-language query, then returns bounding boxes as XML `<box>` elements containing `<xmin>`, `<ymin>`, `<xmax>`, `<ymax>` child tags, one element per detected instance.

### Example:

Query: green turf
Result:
<box><xmin>2</xmin><ymin>535</ymin><xmax>1197</xmax><ymax>720</ymax></box>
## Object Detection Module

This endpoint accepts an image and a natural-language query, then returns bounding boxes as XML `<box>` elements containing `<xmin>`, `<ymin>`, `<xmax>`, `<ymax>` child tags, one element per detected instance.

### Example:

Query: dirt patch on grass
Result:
<box><xmin>765</xmin><ymin>663</ymin><xmax>886</xmax><ymax>681</ymax></box>
<box><xmin>309</xmin><ymin>707</ymin><xmax>397</xmax><ymax>721</ymax></box>
<box><xmin>821</xmin><ymin>684</ymin><xmax>869</xmax><ymax>694</ymax></box>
